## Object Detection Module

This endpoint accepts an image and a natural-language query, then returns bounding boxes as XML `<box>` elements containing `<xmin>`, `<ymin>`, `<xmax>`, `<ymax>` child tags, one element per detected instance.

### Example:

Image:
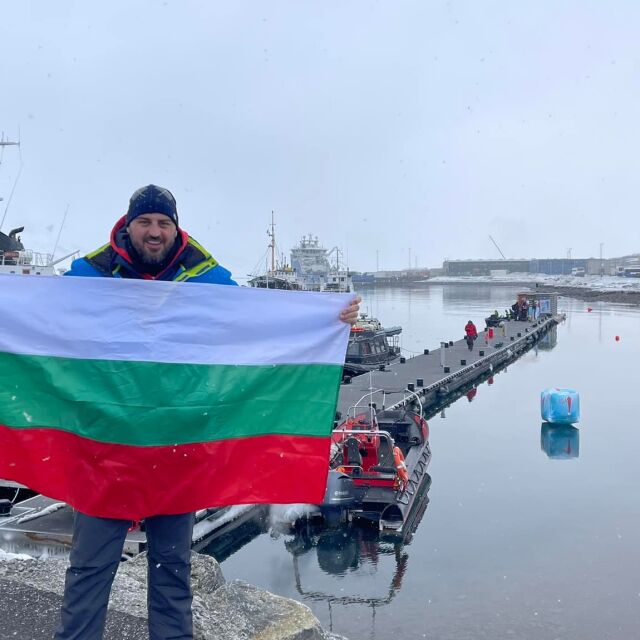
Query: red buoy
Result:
<box><xmin>615</xmin><ymin>335</ymin><xmax>620</xmax><ymax>342</ymax></box>
<box><xmin>587</xmin><ymin>307</ymin><xmax>593</xmax><ymax>312</ymax></box>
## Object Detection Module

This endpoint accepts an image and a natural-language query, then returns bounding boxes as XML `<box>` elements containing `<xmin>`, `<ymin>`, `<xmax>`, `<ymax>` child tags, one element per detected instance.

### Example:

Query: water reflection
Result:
<box><xmin>538</xmin><ymin>325</ymin><xmax>558</xmax><ymax>350</ymax></box>
<box><xmin>441</xmin><ymin>283</ymin><xmax>523</xmax><ymax>307</ymax></box>
<box><xmin>212</xmin><ymin>287</ymin><xmax>640</xmax><ymax>640</ymax></box>
<box><xmin>540</xmin><ymin>423</ymin><xmax>580</xmax><ymax>459</ymax></box>
<box><xmin>287</xmin><ymin>522</ymin><xmax>409</xmax><ymax>606</ymax></box>
<box><xmin>201</xmin><ymin>508</ymin><xmax>269</xmax><ymax>562</ymax></box>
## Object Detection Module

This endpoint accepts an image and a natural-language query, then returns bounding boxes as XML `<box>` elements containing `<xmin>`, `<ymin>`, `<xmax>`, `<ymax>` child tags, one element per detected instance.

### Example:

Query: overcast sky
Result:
<box><xmin>1</xmin><ymin>1</ymin><xmax>638</xmax><ymax>277</ymax></box>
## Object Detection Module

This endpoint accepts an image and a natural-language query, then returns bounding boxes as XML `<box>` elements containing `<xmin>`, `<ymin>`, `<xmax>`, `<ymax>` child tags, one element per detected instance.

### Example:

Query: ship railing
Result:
<box><xmin>0</xmin><ymin>249</ymin><xmax>54</xmax><ymax>267</ymax></box>
<box><xmin>347</xmin><ymin>388</ymin><xmax>386</xmax><ymax>420</ymax></box>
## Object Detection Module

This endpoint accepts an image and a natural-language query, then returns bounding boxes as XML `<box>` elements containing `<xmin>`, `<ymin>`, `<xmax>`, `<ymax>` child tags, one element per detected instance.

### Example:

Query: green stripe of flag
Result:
<box><xmin>0</xmin><ymin>352</ymin><xmax>342</xmax><ymax>447</ymax></box>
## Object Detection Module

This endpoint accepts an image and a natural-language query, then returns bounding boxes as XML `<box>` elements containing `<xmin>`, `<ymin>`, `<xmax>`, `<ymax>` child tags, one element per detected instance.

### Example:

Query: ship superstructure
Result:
<box><xmin>249</xmin><ymin>216</ymin><xmax>353</xmax><ymax>293</ymax></box>
<box><xmin>0</xmin><ymin>226</ymin><xmax>57</xmax><ymax>276</ymax></box>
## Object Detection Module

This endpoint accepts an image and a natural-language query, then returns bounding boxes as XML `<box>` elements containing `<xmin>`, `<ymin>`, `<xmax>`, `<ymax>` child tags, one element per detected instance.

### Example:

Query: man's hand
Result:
<box><xmin>339</xmin><ymin>296</ymin><xmax>361</xmax><ymax>325</ymax></box>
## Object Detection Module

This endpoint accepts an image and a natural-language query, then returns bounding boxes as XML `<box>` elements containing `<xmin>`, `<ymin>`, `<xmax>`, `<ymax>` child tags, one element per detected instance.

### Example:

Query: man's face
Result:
<box><xmin>127</xmin><ymin>213</ymin><xmax>178</xmax><ymax>264</ymax></box>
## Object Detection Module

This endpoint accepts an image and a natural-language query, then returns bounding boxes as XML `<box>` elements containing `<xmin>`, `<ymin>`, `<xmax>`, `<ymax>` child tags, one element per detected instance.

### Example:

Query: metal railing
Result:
<box><xmin>0</xmin><ymin>249</ymin><xmax>54</xmax><ymax>267</ymax></box>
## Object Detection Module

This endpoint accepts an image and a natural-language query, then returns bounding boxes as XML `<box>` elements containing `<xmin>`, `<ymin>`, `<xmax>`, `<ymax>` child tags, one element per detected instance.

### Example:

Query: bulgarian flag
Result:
<box><xmin>0</xmin><ymin>275</ymin><xmax>350</xmax><ymax>519</ymax></box>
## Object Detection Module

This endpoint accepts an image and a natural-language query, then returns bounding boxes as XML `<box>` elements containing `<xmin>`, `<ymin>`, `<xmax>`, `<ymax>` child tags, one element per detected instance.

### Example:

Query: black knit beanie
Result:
<box><xmin>126</xmin><ymin>185</ymin><xmax>179</xmax><ymax>227</ymax></box>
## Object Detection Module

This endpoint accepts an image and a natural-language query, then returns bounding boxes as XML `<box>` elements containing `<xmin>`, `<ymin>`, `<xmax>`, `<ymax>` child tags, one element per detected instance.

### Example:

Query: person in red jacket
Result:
<box><xmin>464</xmin><ymin>320</ymin><xmax>478</xmax><ymax>350</ymax></box>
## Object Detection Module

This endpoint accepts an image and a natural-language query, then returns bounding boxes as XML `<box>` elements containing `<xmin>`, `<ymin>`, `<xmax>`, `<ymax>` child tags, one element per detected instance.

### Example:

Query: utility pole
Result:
<box><xmin>376</xmin><ymin>249</ymin><xmax>379</xmax><ymax>272</ymax></box>
<box><xmin>408</xmin><ymin>247</ymin><xmax>411</xmax><ymax>270</ymax></box>
<box><xmin>599</xmin><ymin>242</ymin><xmax>604</xmax><ymax>277</ymax></box>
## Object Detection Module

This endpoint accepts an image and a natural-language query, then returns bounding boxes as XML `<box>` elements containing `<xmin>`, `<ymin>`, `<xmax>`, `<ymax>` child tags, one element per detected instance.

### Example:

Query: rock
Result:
<box><xmin>105</xmin><ymin>551</ymin><xmax>225</xmax><ymax>620</ymax></box>
<box><xmin>194</xmin><ymin>580</ymin><xmax>328</xmax><ymax>640</ymax></box>
<box><xmin>0</xmin><ymin>551</ymin><xmax>347</xmax><ymax>640</ymax></box>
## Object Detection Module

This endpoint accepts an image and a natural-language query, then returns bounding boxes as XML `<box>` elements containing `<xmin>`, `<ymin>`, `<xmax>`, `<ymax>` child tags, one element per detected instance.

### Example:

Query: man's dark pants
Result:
<box><xmin>55</xmin><ymin>511</ymin><xmax>194</xmax><ymax>640</ymax></box>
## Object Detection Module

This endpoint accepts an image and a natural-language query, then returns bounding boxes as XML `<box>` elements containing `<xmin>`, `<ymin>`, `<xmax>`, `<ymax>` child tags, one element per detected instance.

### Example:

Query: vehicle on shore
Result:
<box><xmin>616</xmin><ymin>265</ymin><xmax>640</xmax><ymax>278</ymax></box>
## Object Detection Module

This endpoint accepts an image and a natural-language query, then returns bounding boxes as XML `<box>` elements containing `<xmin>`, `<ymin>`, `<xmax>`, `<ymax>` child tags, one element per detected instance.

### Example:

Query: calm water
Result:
<box><xmin>207</xmin><ymin>284</ymin><xmax>640</xmax><ymax>640</ymax></box>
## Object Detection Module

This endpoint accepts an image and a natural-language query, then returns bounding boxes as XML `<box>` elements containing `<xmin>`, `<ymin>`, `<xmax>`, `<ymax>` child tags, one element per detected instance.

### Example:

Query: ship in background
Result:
<box><xmin>0</xmin><ymin>135</ymin><xmax>75</xmax><ymax>276</ymax></box>
<box><xmin>0</xmin><ymin>226</ymin><xmax>59</xmax><ymax>276</ymax></box>
<box><xmin>248</xmin><ymin>213</ymin><xmax>354</xmax><ymax>293</ymax></box>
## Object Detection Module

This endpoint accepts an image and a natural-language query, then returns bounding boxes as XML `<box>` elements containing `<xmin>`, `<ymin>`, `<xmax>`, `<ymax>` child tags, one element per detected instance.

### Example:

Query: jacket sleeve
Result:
<box><xmin>189</xmin><ymin>263</ymin><xmax>238</xmax><ymax>286</ymax></box>
<box><xmin>63</xmin><ymin>257</ymin><xmax>105</xmax><ymax>278</ymax></box>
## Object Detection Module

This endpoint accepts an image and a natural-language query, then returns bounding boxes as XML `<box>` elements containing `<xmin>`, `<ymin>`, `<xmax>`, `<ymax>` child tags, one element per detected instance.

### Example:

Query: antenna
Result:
<box><xmin>0</xmin><ymin>132</ymin><xmax>20</xmax><ymax>152</ymax></box>
<box><xmin>51</xmin><ymin>204</ymin><xmax>70</xmax><ymax>258</ymax></box>
<box><xmin>488</xmin><ymin>235</ymin><xmax>506</xmax><ymax>259</ymax></box>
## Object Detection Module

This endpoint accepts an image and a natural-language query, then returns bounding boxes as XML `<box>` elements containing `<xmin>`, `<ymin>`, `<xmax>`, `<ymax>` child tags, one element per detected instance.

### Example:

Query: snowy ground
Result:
<box><xmin>429</xmin><ymin>273</ymin><xmax>640</xmax><ymax>293</ymax></box>
<box><xmin>0</xmin><ymin>548</ymin><xmax>33</xmax><ymax>561</ymax></box>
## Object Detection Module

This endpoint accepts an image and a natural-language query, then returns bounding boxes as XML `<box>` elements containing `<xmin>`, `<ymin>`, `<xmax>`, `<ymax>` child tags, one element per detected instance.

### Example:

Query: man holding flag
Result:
<box><xmin>0</xmin><ymin>184</ymin><xmax>359</xmax><ymax>639</ymax></box>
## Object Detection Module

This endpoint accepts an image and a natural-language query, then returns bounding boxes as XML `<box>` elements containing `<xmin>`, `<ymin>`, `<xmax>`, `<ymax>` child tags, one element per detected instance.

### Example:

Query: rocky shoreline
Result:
<box><xmin>0</xmin><ymin>552</ymin><xmax>347</xmax><ymax>640</ymax></box>
<box><xmin>536</xmin><ymin>284</ymin><xmax>640</xmax><ymax>306</ymax></box>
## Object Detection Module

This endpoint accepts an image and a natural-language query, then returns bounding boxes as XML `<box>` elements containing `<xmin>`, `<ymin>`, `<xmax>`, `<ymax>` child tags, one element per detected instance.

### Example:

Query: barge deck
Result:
<box><xmin>337</xmin><ymin>314</ymin><xmax>562</xmax><ymax>420</ymax></box>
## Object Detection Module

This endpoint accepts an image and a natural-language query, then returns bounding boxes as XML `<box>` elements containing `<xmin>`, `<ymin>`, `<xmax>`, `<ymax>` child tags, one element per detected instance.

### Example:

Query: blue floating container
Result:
<box><xmin>541</xmin><ymin>388</ymin><xmax>580</xmax><ymax>424</ymax></box>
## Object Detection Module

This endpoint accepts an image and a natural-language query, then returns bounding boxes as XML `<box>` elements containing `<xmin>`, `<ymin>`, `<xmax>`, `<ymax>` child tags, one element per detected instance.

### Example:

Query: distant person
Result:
<box><xmin>527</xmin><ymin>300</ymin><xmax>536</xmax><ymax>321</ymax></box>
<box><xmin>464</xmin><ymin>320</ymin><xmax>478</xmax><ymax>351</ymax></box>
<box><xmin>518</xmin><ymin>301</ymin><xmax>528</xmax><ymax>321</ymax></box>
<box><xmin>486</xmin><ymin>309</ymin><xmax>500</xmax><ymax>327</ymax></box>
<box><xmin>532</xmin><ymin>299</ymin><xmax>539</xmax><ymax>320</ymax></box>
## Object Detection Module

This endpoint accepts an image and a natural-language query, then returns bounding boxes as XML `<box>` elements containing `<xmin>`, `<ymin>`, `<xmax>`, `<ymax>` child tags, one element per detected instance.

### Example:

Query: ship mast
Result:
<box><xmin>268</xmin><ymin>210</ymin><xmax>276</xmax><ymax>272</ymax></box>
<box><xmin>0</xmin><ymin>132</ymin><xmax>21</xmax><ymax>232</ymax></box>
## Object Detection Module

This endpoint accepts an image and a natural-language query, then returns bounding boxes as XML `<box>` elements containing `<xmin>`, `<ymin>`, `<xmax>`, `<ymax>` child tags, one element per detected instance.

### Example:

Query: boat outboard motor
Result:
<box><xmin>320</xmin><ymin>470</ymin><xmax>357</xmax><ymax>526</ymax></box>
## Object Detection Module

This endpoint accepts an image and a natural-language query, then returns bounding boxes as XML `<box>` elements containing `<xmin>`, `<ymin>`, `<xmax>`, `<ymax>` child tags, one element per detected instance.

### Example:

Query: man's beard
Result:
<box><xmin>140</xmin><ymin>247</ymin><xmax>170</xmax><ymax>264</ymax></box>
<box><xmin>130</xmin><ymin>238</ymin><xmax>173</xmax><ymax>265</ymax></box>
